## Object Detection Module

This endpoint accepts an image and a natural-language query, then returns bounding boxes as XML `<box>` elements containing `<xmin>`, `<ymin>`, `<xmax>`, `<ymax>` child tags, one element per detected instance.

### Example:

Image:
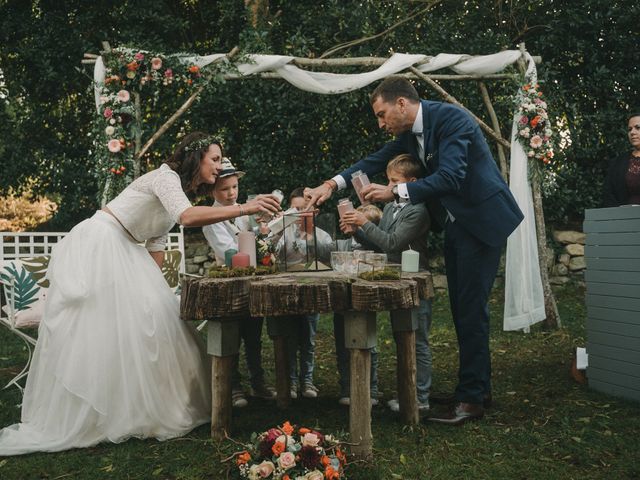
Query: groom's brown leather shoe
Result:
<box><xmin>424</xmin><ymin>402</ymin><xmax>484</xmax><ymax>426</ymax></box>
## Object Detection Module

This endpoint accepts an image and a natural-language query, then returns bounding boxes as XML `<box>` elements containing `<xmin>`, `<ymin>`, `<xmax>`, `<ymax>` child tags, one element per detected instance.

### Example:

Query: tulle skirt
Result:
<box><xmin>0</xmin><ymin>211</ymin><xmax>210</xmax><ymax>455</ymax></box>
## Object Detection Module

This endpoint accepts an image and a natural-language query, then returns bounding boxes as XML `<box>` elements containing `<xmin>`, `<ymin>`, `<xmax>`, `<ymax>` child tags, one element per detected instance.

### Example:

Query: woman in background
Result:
<box><xmin>603</xmin><ymin>112</ymin><xmax>640</xmax><ymax>207</ymax></box>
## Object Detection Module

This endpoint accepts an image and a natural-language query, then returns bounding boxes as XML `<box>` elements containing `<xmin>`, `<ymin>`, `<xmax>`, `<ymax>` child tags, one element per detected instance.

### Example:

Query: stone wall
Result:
<box><xmin>184</xmin><ymin>233</ymin><xmax>216</xmax><ymax>275</ymax></box>
<box><xmin>549</xmin><ymin>229</ymin><xmax>586</xmax><ymax>285</ymax></box>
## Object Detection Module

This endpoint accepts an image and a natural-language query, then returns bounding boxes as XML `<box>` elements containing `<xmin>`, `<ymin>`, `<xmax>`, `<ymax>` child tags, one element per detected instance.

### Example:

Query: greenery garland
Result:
<box><xmin>91</xmin><ymin>47</ymin><xmax>235</xmax><ymax>203</ymax></box>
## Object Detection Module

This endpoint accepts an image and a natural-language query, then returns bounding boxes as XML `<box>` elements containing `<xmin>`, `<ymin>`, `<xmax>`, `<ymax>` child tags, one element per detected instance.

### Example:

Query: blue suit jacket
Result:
<box><xmin>339</xmin><ymin>100</ymin><xmax>523</xmax><ymax>247</ymax></box>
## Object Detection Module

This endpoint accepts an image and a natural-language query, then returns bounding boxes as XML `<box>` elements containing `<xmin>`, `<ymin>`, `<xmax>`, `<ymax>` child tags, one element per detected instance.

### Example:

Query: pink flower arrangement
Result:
<box><xmin>515</xmin><ymin>83</ymin><xmax>554</xmax><ymax>165</ymax></box>
<box><xmin>134</xmin><ymin>52</ymin><xmax>144</xmax><ymax>61</ymax></box>
<box><xmin>229</xmin><ymin>421</ymin><xmax>347</xmax><ymax>480</ymax></box>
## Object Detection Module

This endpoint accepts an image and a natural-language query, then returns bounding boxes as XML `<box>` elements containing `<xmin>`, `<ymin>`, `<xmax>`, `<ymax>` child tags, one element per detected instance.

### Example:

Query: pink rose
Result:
<box><xmin>518</xmin><ymin>115</ymin><xmax>528</xmax><ymax>125</ymax></box>
<box><xmin>117</xmin><ymin>90</ymin><xmax>130</xmax><ymax>102</ymax></box>
<box><xmin>103</xmin><ymin>107</ymin><xmax>113</xmax><ymax>118</ymax></box>
<box><xmin>107</xmin><ymin>139</ymin><xmax>121</xmax><ymax>153</ymax></box>
<box><xmin>151</xmin><ymin>57</ymin><xmax>162</xmax><ymax>70</ymax></box>
<box><xmin>164</xmin><ymin>68</ymin><xmax>173</xmax><ymax>78</ymax></box>
<box><xmin>302</xmin><ymin>432</ymin><xmax>320</xmax><ymax>447</ymax></box>
<box><xmin>256</xmin><ymin>460</ymin><xmax>274</xmax><ymax>478</ymax></box>
<box><xmin>134</xmin><ymin>52</ymin><xmax>144</xmax><ymax>61</ymax></box>
<box><xmin>529</xmin><ymin>135</ymin><xmax>543</xmax><ymax>148</ymax></box>
<box><xmin>277</xmin><ymin>451</ymin><xmax>296</xmax><ymax>470</ymax></box>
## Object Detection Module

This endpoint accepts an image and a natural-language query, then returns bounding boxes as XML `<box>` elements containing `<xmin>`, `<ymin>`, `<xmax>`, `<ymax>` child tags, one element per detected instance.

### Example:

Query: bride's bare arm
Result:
<box><xmin>179</xmin><ymin>194</ymin><xmax>281</xmax><ymax>227</ymax></box>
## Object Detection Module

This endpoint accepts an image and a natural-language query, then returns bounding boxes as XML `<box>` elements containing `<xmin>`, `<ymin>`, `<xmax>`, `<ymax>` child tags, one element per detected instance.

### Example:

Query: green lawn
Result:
<box><xmin>1</xmin><ymin>281</ymin><xmax>638</xmax><ymax>479</ymax></box>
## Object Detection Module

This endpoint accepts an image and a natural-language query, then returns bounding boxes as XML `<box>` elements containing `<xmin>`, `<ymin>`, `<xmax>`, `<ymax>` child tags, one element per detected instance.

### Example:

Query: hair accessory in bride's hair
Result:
<box><xmin>183</xmin><ymin>135</ymin><xmax>220</xmax><ymax>153</ymax></box>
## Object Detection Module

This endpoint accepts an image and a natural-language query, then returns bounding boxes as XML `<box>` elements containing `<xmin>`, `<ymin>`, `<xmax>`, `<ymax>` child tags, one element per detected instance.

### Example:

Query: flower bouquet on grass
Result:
<box><xmin>227</xmin><ymin>421</ymin><xmax>348</xmax><ymax>479</ymax></box>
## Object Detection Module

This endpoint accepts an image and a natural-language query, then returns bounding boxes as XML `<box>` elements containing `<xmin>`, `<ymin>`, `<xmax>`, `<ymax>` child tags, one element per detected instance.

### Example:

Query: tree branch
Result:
<box><xmin>319</xmin><ymin>0</ymin><xmax>442</xmax><ymax>59</ymax></box>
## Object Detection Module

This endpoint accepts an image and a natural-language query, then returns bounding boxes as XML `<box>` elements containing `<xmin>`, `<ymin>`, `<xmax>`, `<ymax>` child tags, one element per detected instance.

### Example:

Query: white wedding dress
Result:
<box><xmin>0</xmin><ymin>165</ymin><xmax>210</xmax><ymax>455</ymax></box>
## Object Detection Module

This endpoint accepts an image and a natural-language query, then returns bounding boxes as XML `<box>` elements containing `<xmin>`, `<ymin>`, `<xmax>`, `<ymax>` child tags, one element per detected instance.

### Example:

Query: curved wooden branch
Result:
<box><xmin>478</xmin><ymin>81</ymin><xmax>509</xmax><ymax>180</ymax></box>
<box><xmin>409</xmin><ymin>67</ymin><xmax>511</xmax><ymax>150</ymax></box>
<box><xmin>136</xmin><ymin>46</ymin><xmax>239</xmax><ymax>160</ymax></box>
<box><xmin>320</xmin><ymin>0</ymin><xmax>442</xmax><ymax>59</ymax></box>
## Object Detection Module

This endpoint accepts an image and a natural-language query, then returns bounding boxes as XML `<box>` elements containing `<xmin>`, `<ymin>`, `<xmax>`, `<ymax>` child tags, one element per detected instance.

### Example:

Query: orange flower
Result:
<box><xmin>523</xmin><ymin>84</ymin><xmax>530</xmax><ymax>91</ymax></box>
<box><xmin>187</xmin><ymin>79</ymin><xmax>193</xmax><ymax>85</ymax></box>
<box><xmin>272</xmin><ymin>441</ymin><xmax>285</xmax><ymax>455</ymax></box>
<box><xmin>236</xmin><ymin>451</ymin><xmax>251</xmax><ymax>465</ymax></box>
<box><xmin>126</xmin><ymin>61</ymin><xmax>139</xmax><ymax>71</ymax></box>
<box><xmin>189</xmin><ymin>65</ymin><xmax>200</xmax><ymax>73</ymax></box>
<box><xmin>325</xmin><ymin>466</ymin><xmax>340</xmax><ymax>480</ymax></box>
<box><xmin>281</xmin><ymin>421</ymin><xmax>294</xmax><ymax>436</ymax></box>
<box><xmin>282</xmin><ymin>476</ymin><xmax>290</xmax><ymax>480</ymax></box>
<box><xmin>299</xmin><ymin>427</ymin><xmax>311</xmax><ymax>434</ymax></box>
<box><xmin>321</xmin><ymin>455</ymin><xmax>331</xmax><ymax>467</ymax></box>
<box><xmin>530</xmin><ymin>115</ymin><xmax>541</xmax><ymax>128</ymax></box>
<box><xmin>336</xmin><ymin>448</ymin><xmax>346</xmax><ymax>464</ymax></box>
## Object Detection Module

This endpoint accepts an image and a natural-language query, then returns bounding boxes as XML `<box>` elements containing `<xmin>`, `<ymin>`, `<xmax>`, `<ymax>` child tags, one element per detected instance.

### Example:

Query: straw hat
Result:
<box><xmin>219</xmin><ymin>157</ymin><xmax>245</xmax><ymax>178</ymax></box>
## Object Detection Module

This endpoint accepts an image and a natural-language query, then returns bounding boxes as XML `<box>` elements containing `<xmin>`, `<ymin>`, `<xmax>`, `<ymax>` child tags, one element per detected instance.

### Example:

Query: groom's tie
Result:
<box><xmin>414</xmin><ymin>131</ymin><xmax>425</xmax><ymax>167</ymax></box>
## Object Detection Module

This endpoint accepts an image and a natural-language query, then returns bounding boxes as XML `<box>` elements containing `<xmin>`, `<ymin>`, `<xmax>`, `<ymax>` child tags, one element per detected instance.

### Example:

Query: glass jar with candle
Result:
<box><xmin>351</xmin><ymin>170</ymin><xmax>370</xmax><ymax>206</ymax></box>
<box><xmin>337</xmin><ymin>198</ymin><xmax>355</xmax><ymax>233</ymax></box>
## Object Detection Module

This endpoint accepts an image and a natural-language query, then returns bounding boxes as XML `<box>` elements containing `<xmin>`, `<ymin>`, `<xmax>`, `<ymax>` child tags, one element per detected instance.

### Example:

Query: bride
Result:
<box><xmin>0</xmin><ymin>132</ymin><xmax>281</xmax><ymax>455</ymax></box>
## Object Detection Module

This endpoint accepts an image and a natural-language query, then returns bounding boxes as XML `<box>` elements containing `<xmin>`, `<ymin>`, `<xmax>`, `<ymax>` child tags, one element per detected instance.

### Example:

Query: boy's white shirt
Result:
<box><xmin>202</xmin><ymin>200</ymin><xmax>251</xmax><ymax>265</ymax></box>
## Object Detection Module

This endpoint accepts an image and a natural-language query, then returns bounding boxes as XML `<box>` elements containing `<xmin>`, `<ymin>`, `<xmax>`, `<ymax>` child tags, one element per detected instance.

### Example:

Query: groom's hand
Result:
<box><xmin>304</xmin><ymin>180</ymin><xmax>336</xmax><ymax>209</ymax></box>
<box><xmin>362</xmin><ymin>183</ymin><xmax>394</xmax><ymax>203</ymax></box>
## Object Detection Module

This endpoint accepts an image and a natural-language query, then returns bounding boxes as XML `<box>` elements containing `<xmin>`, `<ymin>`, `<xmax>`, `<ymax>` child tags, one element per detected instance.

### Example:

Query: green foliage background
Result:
<box><xmin>0</xmin><ymin>0</ymin><xmax>638</xmax><ymax>230</ymax></box>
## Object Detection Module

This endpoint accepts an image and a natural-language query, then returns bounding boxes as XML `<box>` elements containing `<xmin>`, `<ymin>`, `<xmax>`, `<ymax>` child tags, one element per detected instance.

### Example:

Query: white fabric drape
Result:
<box><xmin>503</xmin><ymin>53</ymin><xmax>546</xmax><ymax>331</ymax></box>
<box><xmin>93</xmin><ymin>49</ymin><xmax>545</xmax><ymax>330</ymax></box>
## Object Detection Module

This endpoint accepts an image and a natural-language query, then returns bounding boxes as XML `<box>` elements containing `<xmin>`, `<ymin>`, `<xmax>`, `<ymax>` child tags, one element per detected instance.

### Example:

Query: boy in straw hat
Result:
<box><xmin>203</xmin><ymin>157</ymin><xmax>276</xmax><ymax>407</ymax></box>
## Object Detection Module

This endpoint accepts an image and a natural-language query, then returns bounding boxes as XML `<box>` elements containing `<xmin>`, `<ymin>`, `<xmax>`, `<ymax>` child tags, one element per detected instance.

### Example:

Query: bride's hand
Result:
<box><xmin>243</xmin><ymin>194</ymin><xmax>282</xmax><ymax>217</ymax></box>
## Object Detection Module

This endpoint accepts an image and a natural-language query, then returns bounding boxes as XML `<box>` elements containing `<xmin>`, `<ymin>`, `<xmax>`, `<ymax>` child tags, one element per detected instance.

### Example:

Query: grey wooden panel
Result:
<box><xmin>587</xmin><ymin>317</ymin><xmax>640</xmax><ymax>338</ymax></box>
<box><xmin>586</xmin><ymin>282</ymin><xmax>640</xmax><ymax>298</ymax></box>
<box><xmin>587</xmin><ymin>343</ymin><xmax>640</xmax><ymax>364</ymax></box>
<box><xmin>589</xmin><ymin>378</ymin><xmax>640</xmax><ymax>402</ymax></box>
<box><xmin>585</xmin><ymin>232</ymin><xmax>640</xmax><ymax>246</ymax></box>
<box><xmin>587</xmin><ymin>306</ymin><xmax>640</xmax><ymax>326</ymax></box>
<box><xmin>588</xmin><ymin>331</ymin><xmax>640</xmax><ymax>351</ymax></box>
<box><xmin>585</xmin><ymin>245</ymin><xmax>640</xmax><ymax>259</ymax></box>
<box><xmin>585</xmin><ymin>270</ymin><xmax>640</xmax><ymax>285</ymax></box>
<box><xmin>584</xmin><ymin>218</ymin><xmax>640</xmax><ymax>233</ymax></box>
<box><xmin>585</xmin><ymin>258</ymin><xmax>640</xmax><ymax>271</ymax></box>
<box><xmin>589</xmin><ymin>355</ymin><xmax>640</xmax><ymax>377</ymax></box>
<box><xmin>585</xmin><ymin>206</ymin><xmax>640</xmax><ymax>221</ymax></box>
<box><xmin>588</xmin><ymin>367</ymin><xmax>640</xmax><ymax>390</ymax></box>
<box><xmin>586</xmin><ymin>294</ymin><xmax>640</xmax><ymax>312</ymax></box>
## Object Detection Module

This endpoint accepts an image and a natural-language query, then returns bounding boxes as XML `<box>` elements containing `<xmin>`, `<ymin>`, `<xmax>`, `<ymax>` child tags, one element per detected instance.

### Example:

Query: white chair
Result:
<box><xmin>0</xmin><ymin>227</ymin><xmax>185</xmax><ymax>393</ymax></box>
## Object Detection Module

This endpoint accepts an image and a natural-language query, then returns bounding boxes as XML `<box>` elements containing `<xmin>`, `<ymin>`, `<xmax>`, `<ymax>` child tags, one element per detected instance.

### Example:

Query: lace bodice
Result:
<box><xmin>106</xmin><ymin>164</ymin><xmax>192</xmax><ymax>251</ymax></box>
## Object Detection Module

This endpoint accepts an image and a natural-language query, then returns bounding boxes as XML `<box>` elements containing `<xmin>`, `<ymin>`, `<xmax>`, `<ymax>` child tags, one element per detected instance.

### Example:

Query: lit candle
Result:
<box><xmin>231</xmin><ymin>252</ymin><xmax>250</xmax><ymax>268</ymax></box>
<box><xmin>224</xmin><ymin>248</ymin><xmax>238</xmax><ymax>267</ymax></box>
<box><xmin>237</xmin><ymin>231</ymin><xmax>257</xmax><ymax>267</ymax></box>
<box><xmin>401</xmin><ymin>249</ymin><xmax>419</xmax><ymax>273</ymax></box>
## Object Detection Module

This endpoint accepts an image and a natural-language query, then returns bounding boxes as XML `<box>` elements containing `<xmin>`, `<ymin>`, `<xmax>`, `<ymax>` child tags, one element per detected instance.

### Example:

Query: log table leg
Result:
<box><xmin>390</xmin><ymin>308</ymin><xmax>419</xmax><ymax>425</ymax></box>
<box><xmin>343</xmin><ymin>310</ymin><xmax>377</xmax><ymax>459</ymax></box>
<box><xmin>207</xmin><ymin>319</ymin><xmax>241</xmax><ymax>439</ymax></box>
<box><xmin>267</xmin><ymin>316</ymin><xmax>293</xmax><ymax>410</ymax></box>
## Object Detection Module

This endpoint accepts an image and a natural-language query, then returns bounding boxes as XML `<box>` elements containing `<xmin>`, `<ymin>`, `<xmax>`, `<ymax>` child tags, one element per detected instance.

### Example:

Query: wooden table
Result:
<box><xmin>180</xmin><ymin>270</ymin><xmax>434</xmax><ymax>458</ymax></box>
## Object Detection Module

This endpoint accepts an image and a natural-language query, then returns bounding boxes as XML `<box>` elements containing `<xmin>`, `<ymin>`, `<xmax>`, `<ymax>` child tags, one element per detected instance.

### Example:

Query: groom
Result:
<box><xmin>305</xmin><ymin>77</ymin><xmax>523</xmax><ymax>425</ymax></box>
